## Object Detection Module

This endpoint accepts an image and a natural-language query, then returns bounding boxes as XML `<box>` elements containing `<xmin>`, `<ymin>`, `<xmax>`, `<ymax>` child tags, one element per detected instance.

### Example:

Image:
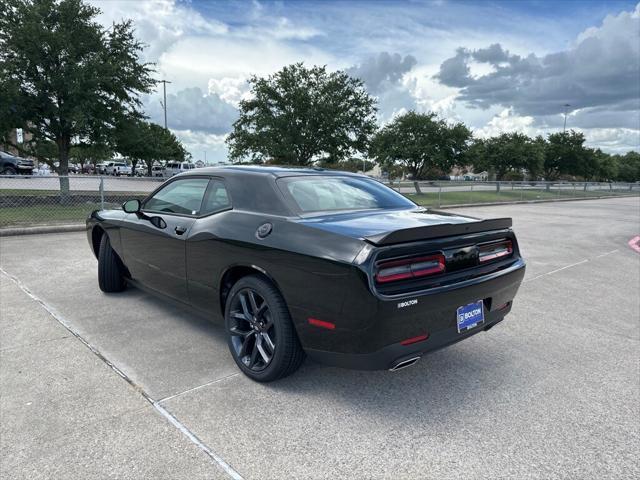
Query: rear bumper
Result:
<box><xmin>298</xmin><ymin>259</ymin><xmax>525</xmax><ymax>370</ymax></box>
<box><xmin>305</xmin><ymin>308</ymin><xmax>507</xmax><ymax>370</ymax></box>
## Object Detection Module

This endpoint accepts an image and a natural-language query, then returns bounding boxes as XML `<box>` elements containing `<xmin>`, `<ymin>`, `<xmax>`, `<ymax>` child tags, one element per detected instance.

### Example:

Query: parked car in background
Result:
<box><xmin>152</xmin><ymin>165</ymin><xmax>164</xmax><ymax>177</ymax></box>
<box><xmin>33</xmin><ymin>164</ymin><xmax>47</xmax><ymax>175</ymax></box>
<box><xmin>164</xmin><ymin>161</ymin><xmax>195</xmax><ymax>177</ymax></box>
<box><xmin>105</xmin><ymin>161</ymin><xmax>132</xmax><ymax>176</ymax></box>
<box><xmin>87</xmin><ymin>166</ymin><xmax>526</xmax><ymax>382</ymax></box>
<box><xmin>34</xmin><ymin>163</ymin><xmax>52</xmax><ymax>176</ymax></box>
<box><xmin>0</xmin><ymin>150</ymin><xmax>35</xmax><ymax>175</ymax></box>
<box><xmin>134</xmin><ymin>164</ymin><xmax>147</xmax><ymax>177</ymax></box>
<box><xmin>96</xmin><ymin>162</ymin><xmax>108</xmax><ymax>175</ymax></box>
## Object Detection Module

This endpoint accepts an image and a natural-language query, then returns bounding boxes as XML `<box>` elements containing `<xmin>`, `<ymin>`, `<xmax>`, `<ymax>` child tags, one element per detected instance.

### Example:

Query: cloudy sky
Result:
<box><xmin>90</xmin><ymin>0</ymin><xmax>640</xmax><ymax>163</ymax></box>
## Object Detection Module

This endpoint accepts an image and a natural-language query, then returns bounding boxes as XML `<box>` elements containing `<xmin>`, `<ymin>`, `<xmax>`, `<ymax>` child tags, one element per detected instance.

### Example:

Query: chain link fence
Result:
<box><xmin>0</xmin><ymin>175</ymin><xmax>638</xmax><ymax>229</ymax></box>
<box><xmin>0</xmin><ymin>175</ymin><xmax>162</xmax><ymax>228</ymax></box>
<box><xmin>385</xmin><ymin>179</ymin><xmax>640</xmax><ymax>208</ymax></box>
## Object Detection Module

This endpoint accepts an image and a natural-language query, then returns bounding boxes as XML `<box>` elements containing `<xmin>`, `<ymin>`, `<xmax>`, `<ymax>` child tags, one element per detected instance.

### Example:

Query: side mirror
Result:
<box><xmin>122</xmin><ymin>199</ymin><xmax>141</xmax><ymax>214</ymax></box>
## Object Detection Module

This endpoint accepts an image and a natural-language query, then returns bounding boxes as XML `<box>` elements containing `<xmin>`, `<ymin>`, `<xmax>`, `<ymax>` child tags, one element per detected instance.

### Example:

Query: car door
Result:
<box><xmin>119</xmin><ymin>177</ymin><xmax>210</xmax><ymax>301</ymax></box>
<box><xmin>185</xmin><ymin>178</ymin><xmax>234</xmax><ymax>314</ymax></box>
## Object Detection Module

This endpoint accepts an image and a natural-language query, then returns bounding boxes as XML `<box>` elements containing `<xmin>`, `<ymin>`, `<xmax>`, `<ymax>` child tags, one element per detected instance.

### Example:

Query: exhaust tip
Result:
<box><xmin>389</xmin><ymin>356</ymin><xmax>421</xmax><ymax>372</ymax></box>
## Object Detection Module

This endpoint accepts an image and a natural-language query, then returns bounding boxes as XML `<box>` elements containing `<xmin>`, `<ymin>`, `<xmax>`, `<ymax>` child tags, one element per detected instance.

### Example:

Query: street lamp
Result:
<box><xmin>159</xmin><ymin>79</ymin><xmax>172</xmax><ymax>129</ymax></box>
<box><xmin>562</xmin><ymin>103</ymin><xmax>571</xmax><ymax>133</ymax></box>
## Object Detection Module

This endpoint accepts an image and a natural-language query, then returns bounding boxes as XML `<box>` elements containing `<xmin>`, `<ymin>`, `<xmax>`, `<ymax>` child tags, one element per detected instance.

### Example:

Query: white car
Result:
<box><xmin>152</xmin><ymin>165</ymin><xmax>164</xmax><ymax>177</ymax></box>
<box><xmin>96</xmin><ymin>162</ymin><xmax>108</xmax><ymax>175</ymax></box>
<box><xmin>34</xmin><ymin>164</ymin><xmax>51</xmax><ymax>176</ymax></box>
<box><xmin>105</xmin><ymin>162</ymin><xmax>132</xmax><ymax>176</ymax></box>
<box><xmin>164</xmin><ymin>161</ymin><xmax>195</xmax><ymax>177</ymax></box>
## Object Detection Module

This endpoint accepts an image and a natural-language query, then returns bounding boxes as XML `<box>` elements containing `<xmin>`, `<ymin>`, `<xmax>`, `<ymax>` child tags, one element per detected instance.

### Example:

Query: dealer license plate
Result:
<box><xmin>456</xmin><ymin>300</ymin><xmax>484</xmax><ymax>333</ymax></box>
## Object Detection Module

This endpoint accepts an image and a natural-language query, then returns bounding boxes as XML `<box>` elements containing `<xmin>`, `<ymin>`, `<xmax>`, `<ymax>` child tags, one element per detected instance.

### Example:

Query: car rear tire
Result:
<box><xmin>1</xmin><ymin>166</ymin><xmax>17</xmax><ymax>175</ymax></box>
<box><xmin>225</xmin><ymin>275</ymin><xmax>305</xmax><ymax>382</ymax></box>
<box><xmin>98</xmin><ymin>234</ymin><xmax>126</xmax><ymax>293</ymax></box>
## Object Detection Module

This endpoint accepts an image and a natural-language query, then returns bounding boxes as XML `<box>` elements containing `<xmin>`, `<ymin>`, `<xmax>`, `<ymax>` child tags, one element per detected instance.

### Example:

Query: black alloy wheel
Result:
<box><xmin>228</xmin><ymin>288</ymin><xmax>276</xmax><ymax>372</ymax></box>
<box><xmin>225</xmin><ymin>275</ymin><xmax>305</xmax><ymax>382</ymax></box>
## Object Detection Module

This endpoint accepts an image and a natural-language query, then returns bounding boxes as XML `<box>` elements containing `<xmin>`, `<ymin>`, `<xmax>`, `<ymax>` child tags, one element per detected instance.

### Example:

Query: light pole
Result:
<box><xmin>159</xmin><ymin>79</ymin><xmax>172</xmax><ymax>129</ymax></box>
<box><xmin>562</xmin><ymin>103</ymin><xmax>571</xmax><ymax>133</ymax></box>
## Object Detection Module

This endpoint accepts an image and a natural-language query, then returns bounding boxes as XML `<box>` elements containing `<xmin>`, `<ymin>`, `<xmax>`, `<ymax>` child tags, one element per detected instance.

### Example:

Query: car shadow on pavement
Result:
<box><xmin>112</xmin><ymin>285</ymin><xmax>528</xmax><ymax>421</ymax></box>
<box><xmin>261</xmin><ymin>339</ymin><xmax>525</xmax><ymax>423</ymax></box>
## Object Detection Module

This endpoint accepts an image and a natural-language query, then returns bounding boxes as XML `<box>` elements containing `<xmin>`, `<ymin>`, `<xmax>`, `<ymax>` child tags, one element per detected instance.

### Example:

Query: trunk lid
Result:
<box><xmin>296</xmin><ymin>208</ymin><xmax>512</xmax><ymax>245</ymax></box>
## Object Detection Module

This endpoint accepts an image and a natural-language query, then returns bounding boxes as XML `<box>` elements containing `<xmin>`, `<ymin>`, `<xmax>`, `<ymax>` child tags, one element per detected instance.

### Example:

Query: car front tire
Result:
<box><xmin>225</xmin><ymin>275</ymin><xmax>305</xmax><ymax>382</ymax></box>
<box><xmin>98</xmin><ymin>234</ymin><xmax>126</xmax><ymax>293</ymax></box>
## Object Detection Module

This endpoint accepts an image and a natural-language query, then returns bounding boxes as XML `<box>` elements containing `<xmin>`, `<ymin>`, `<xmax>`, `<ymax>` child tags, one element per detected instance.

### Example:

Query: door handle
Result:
<box><xmin>174</xmin><ymin>225</ymin><xmax>187</xmax><ymax>235</ymax></box>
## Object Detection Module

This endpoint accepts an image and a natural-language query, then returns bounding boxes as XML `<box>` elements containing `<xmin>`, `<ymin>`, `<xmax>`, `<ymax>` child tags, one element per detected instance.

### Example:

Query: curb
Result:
<box><xmin>0</xmin><ymin>224</ymin><xmax>85</xmax><ymax>237</ymax></box>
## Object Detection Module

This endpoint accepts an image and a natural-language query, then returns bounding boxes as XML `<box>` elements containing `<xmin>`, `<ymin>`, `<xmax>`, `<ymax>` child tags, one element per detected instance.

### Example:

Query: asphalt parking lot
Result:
<box><xmin>1</xmin><ymin>197</ymin><xmax>639</xmax><ymax>479</ymax></box>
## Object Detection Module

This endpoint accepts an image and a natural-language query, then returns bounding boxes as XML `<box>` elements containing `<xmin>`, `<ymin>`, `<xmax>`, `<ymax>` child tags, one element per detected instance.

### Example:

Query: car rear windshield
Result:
<box><xmin>277</xmin><ymin>176</ymin><xmax>415</xmax><ymax>213</ymax></box>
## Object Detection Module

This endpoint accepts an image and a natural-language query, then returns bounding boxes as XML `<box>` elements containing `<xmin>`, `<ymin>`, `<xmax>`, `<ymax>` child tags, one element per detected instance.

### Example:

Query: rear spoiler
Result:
<box><xmin>364</xmin><ymin>217</ymin><xmax>513</xmax><ymax>246</ymax></box>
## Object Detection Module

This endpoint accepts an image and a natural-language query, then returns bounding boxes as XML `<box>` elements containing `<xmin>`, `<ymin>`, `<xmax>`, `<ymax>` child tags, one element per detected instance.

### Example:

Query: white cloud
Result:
<box><xmin>89</xmin><ymin>0</ymin><xmax>227</xmax><ymax>62</ymax></box>
<box><xmin>157</xmin><ymin>36</ymin><xmax>333</xmax><ymax>90</ymax></box>
<box><xmin>172</xmin><ymin>130</ymin><xmax>230</xmax><ymax>164</ymax></box>
<box><xmin>144</xmin><ymin>87</ymin><xmax>237</xmax><ymax>134</ymax></box>
<box><xmin>87</xmin><ymin>0</ymin><xmax>638</xmax><ymax>156</ymax></box>
<box><xmin>436</xmin><ymin>5</ymin><xmax>640</xmax><ymax>118</ymax></box>
<box><xmin>583</xmin><ymin>128</ymin><xmax>640</xmax><ymax>154</ymax></box>
<box><xmin>207</xmin><ymin>77</ymin><xmax>251</xmax><ymax>106</ymax></box>
<box><xmin>473</xmin><ymin>109</ymin><xmax>539</xmax><ymax>139</ymax></box>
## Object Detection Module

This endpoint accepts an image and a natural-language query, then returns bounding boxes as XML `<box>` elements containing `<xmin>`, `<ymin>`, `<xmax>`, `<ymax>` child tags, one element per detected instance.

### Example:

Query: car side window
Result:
<box><xmin>144</xmin><ymin>178</ymin><xmax>209</xmax><ymax>216</ymax></box>
<box><xmin>201</xmin><ymin>179</ymin><xmax>231</xmax><ymax>215</ymax></box>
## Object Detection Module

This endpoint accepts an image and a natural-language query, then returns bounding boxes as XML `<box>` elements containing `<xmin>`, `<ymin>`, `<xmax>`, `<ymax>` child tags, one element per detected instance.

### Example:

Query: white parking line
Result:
<box><xmin>524</xmin><ymin>249</ymin><xmax>619</xmax><ymax>283</ymax></box>
<box><xmin>157</xmin><ymin>373</ymin><xmax>240</xmax><ymax>404</ymax></box>
<box><xmin>0</xmin><ymin>267</ymin><xmax>244</xmax><ymax>480</ymax></box>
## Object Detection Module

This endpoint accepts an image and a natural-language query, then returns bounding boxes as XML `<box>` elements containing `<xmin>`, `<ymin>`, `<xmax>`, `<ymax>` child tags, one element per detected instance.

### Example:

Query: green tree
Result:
<box><xmin>527</xmin><ymin>136</ymin><xmax>547</xmax><ymax>180</ymax></box>
<box><xmin>543</xmin><ymin>130</ymin><xmax>589</xmax><ymax>180</ymax></box>
<box><xmin>115</xmin><ymin>120</ymin><xmax>188</xmax><ymax>175</ymax></box>
<box><xmin>0</xmin><ymin>0</ymin><xmax>155</xmax><ymax>193</ymax></box>
<box><xmin>70</xmin><ymin>143</ymin><xmax>113</xmax><ymax>172</ymax></box>
<box><xmin>615</xmin><ymin>151</ymin><xmax>640</xmax><ymax>182</ymax></box>
<box><xmin>369</xmin><ymin>111</ymin><xmax>471</xmax><ymax>180</ymax></box>
<box><xmin>590</xmin><ymin>149</ymin><xmax>616</xmax><ymax>181</ymax></box>
<box><xmin>113</xmin><ymin>119</ymin><xmax>150</xmax><ymax>174</ymax></box>
<box><xmin>468</xmin><ymin>133</ymin><xmax>544</xmax><ymax>181</ymax></box>
<box><xmin>317</xmin><ymin>157</ymin><xmax>375</xmax><ymax>173</ymax></box>
<box><xmin>226</xmin><ymin>63</ymin><xmax>377</xmax><ymax>165</ymax></box>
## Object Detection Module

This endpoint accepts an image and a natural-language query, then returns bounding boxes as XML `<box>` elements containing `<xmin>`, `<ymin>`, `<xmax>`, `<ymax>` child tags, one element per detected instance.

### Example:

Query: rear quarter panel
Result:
<box><xmin>186</xmin><ymin>211</ymin><xmax>368</xmax><ymax>331</ymax></box>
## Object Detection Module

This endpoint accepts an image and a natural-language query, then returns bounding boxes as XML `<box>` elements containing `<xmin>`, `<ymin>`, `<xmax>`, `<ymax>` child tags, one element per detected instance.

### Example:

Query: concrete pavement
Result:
<box><xmin>1</xmin><ymin>196</ymin><xmax>639</xmax><ymax>479</ymax></box>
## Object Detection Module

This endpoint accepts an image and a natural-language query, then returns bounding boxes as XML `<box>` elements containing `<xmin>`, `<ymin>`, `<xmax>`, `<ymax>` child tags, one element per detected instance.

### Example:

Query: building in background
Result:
<box><xmin>1</xmin><ymin>128</ymin><xmax>33</xmax><ymax>156</ymax></box>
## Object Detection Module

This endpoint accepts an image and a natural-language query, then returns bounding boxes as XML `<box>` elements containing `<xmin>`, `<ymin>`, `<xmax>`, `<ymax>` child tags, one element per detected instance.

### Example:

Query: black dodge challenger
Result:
<box><xmin>87</xmin><ymin>166</ymin><xmax>525</xmax><ymax>382</ymax></box>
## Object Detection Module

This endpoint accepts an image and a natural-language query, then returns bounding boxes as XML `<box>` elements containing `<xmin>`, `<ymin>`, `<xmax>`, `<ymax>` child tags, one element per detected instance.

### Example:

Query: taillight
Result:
<box><xmin>479</xmin><ymin>240</ymin><xmax>513</xmax><ymax>263</ymax></box>
<box><xmin>375</xmin><ymin>254</ymin><xmax>445</xmax><ymax>283</ymax></box>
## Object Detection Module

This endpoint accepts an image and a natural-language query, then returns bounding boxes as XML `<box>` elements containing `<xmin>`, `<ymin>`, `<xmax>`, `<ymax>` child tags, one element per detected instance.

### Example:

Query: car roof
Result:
<box><xmin>186</xmin><ymin>165</ymin><xmax>365</xmax><ymax>179</ymax></box>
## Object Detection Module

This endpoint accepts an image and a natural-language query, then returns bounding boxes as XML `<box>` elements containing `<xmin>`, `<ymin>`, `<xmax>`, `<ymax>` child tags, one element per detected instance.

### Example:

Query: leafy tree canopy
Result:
<box><xmin>544</xmin><ymin>130</ymin><xmax>589</xmax><ymax>180</ymax></box>
<box><xmin>70</xmin><ymin>143</ymin><xmax>113</xmax><ymax>167</ymax></box>
<box><xmin>0</xmin><ymin>0</ymin><xmax>156</xmax><ymax>183</ymax></box>
<box><xmin>613</xmin><ymin>151</ymin><xmax>640</xmax><ymax>182</ymax></box>
<box><xmin>317</xmin><ymin>157</ymin><xmax>375</xmax><ymax>173</ymax></box>
<box><xmin>226</xmin><ymin>63</ymin><xmax>377</xmax><ymax>166</ymax></box>
<box><xmin>369</xmin><ymin>111</ymin><xmax>471</xmax><ymax>180</ymax></box>
<box><xmin>115</xmin><ymin>119</ymin><xmax>188</xmax><ymax>174</ymax></box>
<box><xmin>468</xmin><ymin>132</ymin><xmax>545</xmax><ymax>181</ymax></box>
